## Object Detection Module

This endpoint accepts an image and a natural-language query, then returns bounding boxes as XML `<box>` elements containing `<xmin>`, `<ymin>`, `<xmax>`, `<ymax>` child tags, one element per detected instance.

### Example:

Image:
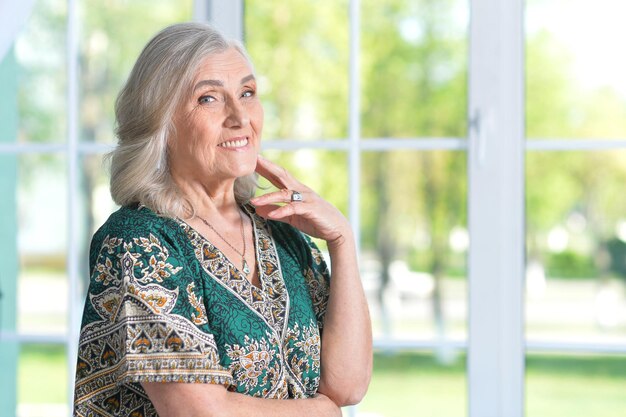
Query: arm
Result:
<box><xmin>142</xmin><ymin>381</ymin><xmax>340</xmax><ymax>417</ymax></box>
<box><xmin>251</xmin><ymin>155</ymin><xmax>373</xmax><ymax>406</ymax></box>
<box><xmin>318</xmin><ymin>227</ymin><xmax>373</xmax><ymax>406</ymax></box>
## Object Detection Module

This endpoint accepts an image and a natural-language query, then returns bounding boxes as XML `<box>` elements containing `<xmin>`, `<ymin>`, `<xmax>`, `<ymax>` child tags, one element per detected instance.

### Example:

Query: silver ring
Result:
<box><xmin>290</xmin><ymin>190</ymin><xmax>303</xmax><ymax>202</ymax></box>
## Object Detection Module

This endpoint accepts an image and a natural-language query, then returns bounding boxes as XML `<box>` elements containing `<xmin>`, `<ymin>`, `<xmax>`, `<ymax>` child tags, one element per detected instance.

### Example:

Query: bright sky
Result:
<box><xmin>527</xmin><ymin>0</ymin><xmax>626</xmax><ymax>97</ymax></box>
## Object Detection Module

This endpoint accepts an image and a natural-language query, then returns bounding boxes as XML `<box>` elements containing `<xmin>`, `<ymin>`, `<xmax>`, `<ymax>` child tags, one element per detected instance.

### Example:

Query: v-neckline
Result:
<box><xmin>181</xmin><ymin>205</ymin><xmax>261</xmax><ymax>289</ymax></box>
<box><xmin>179</xmin><ymin>205</ymin><xmax>291</xmax><ymax>337</ymax></box>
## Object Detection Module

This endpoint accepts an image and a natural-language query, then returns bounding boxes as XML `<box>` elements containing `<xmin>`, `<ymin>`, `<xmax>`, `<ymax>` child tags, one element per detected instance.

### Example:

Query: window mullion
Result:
<box><xmin>0</xmin><ymin>46</ymin><xmax>20</xmax><ymax>417</ymax></box>
<box><xmin>203</xmin><ymin>0</ymin><xmax>244</xmax><ymax>41</ymax></box>
<box><xmin>467</xmin><ymin>0</ymin><xmax>525</xmax><ymax>416</ymax></box>
<box><xmin>348</xmin><ymin>0</ymin><xmax>361</xmax><ymax>253</ymax></box>
<box><xmin>66</xmin><ymin>0</ymin><xmax>81</xmax><ymax>410</ymax></box>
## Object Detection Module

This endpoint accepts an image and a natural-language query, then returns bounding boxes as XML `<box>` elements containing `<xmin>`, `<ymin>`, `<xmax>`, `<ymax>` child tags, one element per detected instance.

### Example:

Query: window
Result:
<box><xmin>525</xmin><ymin>0</ymin><xmax>626</xmax><ymax>415</ymax></box>
<box><xmin>244</xmin><ymin>2</ymin><xmax>469</xmax><ymax>413</ymax></box>
<box><xmin>0</xmin><ymin>1</ymin><xmax>194</xmax><ymax>415</ymax></box>
<box><xmin>1</xmin><ymin>1</ymin><xmax>624</xmax><ymax>416</ymax></box>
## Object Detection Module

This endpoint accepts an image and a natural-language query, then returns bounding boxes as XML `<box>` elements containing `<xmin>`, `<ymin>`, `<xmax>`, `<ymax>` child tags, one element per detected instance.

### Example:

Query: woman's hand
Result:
<box><xmin>252</xmin><ymin>155</ymin><xmax>372</xmax><ymax>406</ymax></box>
<box><xmin>251</xmin><ymin>155</ymin><xmax>351</xmax><ymax>247</ymax></box>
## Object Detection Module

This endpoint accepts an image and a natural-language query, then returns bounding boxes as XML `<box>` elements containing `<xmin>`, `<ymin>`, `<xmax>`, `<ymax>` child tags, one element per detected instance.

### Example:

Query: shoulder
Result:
<box><xmin>94</xmin><ymin>205</ymin><xmax>179</xmax><ymax>239</ymax></box>
<box><xmin>88</xmin><ymin>205</ymin><xmax>191</xmax><ymax>275</ymax></box>
<box><xmin>91</xmin><ymin>205</ymin><xmax>185</xmax><ymax>250</ymax></box>
<box><xmin>86</xmin><ymin>206</ymin><xmax>198</xmax><ymax>302</ymax></box>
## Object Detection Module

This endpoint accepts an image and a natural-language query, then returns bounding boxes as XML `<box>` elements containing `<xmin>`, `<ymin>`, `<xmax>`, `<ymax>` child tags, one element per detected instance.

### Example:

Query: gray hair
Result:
<box><xmin>108</xmin><ymin>22</ymin><xmax>257</xmax><ymax>218</ymax></box>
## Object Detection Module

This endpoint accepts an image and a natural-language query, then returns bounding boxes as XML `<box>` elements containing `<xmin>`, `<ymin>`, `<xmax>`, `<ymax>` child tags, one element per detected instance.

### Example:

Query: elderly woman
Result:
<box><xmin>73</xmin><ymin>22</ymin><xmax>371</xmax><ymax>417</ymax></box>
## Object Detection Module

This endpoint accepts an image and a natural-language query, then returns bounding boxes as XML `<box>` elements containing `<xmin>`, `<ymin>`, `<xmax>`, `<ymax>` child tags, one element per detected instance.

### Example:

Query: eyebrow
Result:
<box><xmin>193</xmin><ymin>74</ymin><xmax>256</xmax><ymax>92</ymax></box>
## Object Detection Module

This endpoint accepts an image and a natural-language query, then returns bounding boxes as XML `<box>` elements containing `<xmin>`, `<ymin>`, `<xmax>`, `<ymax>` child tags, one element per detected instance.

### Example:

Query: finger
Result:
<box><xmin>260</xmin><ymin>201</ymin><xmax>300</xmax><ymax>221</ymax></box>
<box><xmin>255</xmin><ymin>155</ymin><xmax>299</xmax><ymax>190</ymax></box>
<box><xmin>251</xmin><ymin>188</ymin><xmax>300</xmax><ymax>206</ymax></box>
<box><xmin>253</xmin><ymin>203</ymin><xmax>282</xmax><ymax>220</ymax></box>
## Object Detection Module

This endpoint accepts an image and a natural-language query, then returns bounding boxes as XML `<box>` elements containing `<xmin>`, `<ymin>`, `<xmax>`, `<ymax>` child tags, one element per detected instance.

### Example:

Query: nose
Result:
<box><xmin>224</xmin><ymin>97</ymin><xmax>250</xmax><ymax>129</ymax></box>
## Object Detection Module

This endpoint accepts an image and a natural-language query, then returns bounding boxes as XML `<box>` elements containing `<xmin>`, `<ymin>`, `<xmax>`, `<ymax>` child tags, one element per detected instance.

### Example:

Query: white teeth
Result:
<box><xmin>219</xmin><ymin>138</ymin><xmax>248</xmax><ymax>148</ymax></box>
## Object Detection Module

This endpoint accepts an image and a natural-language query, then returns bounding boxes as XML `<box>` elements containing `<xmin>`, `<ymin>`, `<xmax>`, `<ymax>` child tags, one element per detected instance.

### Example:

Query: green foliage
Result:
<box><xmin>79</xmin><ymin>0</ymin><xmax>193</xmax><ymax>144</ymax></box>
<box><xmin>607</xmin><ymin>238</ymin><xmax>626</xmax><ymax>281</ymax></box>
<box><xmin>245</xmin><ymin>0</ymin><xmax>349</xmax><ymax>140</ymax></box>
<box><xmin>361</xmin><ymin>0</ymin><xmax>466</xmax><ymax>138</ymax></box>
<box><xmin>13</xmin><ymin>0</ymin><xmax>626</xmax><ymax>274</ymax></box>
<box><xmin>16</xmin><ymin>0</ymin><xmax>66</xmax><ymax>145</ymax></box>
<box><xmin>546</xmin><ymin>250</ymin><xmax>597</xmax><ymax>279</ymax></box>
<box><xmin>357</xmin><ymin>0</ymin><xmax>468</xmax><ymax>270</ymax></box>
<box><xmin>525</xmin><ymin>25</ymin><xmax>626</xmax><ymax>274</ymax></box>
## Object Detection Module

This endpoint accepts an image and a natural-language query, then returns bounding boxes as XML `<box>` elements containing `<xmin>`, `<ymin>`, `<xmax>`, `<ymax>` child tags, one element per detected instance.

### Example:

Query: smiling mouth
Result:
<box><xmin>218</xmin><ymin>137</ymin><xmax>249</xmax><ymax>148</ymax></box>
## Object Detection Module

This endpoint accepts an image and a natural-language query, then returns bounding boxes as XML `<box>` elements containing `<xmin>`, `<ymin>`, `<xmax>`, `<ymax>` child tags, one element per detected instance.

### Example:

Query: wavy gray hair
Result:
<box><xmin>108</xmin><ymin>22</ymin><xmax>257</xmax><ymax>218</ymax></box>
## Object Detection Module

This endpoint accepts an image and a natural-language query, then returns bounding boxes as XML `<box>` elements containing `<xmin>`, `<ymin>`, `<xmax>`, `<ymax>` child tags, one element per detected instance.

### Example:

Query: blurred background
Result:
<box><xmin>1</xmin><ymin>0</ymin><xmax>625</xmax><ymax>416</ymax></box>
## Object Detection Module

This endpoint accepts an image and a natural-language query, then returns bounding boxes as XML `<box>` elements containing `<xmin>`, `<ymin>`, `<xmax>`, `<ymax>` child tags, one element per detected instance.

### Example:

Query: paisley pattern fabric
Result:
<box><xmin>73</xmin><ymin>204</ymin><xmax>330</xmax><ymax>417</ymax></box>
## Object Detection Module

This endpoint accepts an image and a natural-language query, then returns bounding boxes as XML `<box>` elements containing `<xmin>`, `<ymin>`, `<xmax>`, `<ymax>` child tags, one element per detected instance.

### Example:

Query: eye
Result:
<box><xmin>198</xmin><ymin>95</ymin><xmax>216</xmax><ymax>104</ymax></box>
<box><xmin>241</xmin><ymin>89</ymin><xmax>255</xmax><ymax>98</ymax></box>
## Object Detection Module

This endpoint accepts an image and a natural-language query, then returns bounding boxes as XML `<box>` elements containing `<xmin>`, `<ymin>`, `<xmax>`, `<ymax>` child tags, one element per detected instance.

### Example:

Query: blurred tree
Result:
<box><xmin>245</xmin><ymin>0</ymin><xmax>350</xmax><ymax>221</ymax></box>
<box><xmin>16</xmin><ymin>0</ymin><xmax>66</xmax><ymax>180</ymax></box>
<box><xmin>245</xmin><ymin>0</ymin><xmax>349</xmax><ymax>141</ymax></box>
<box><xmin>249</xmin><ymin>0</ymin><xmax>470</xmax><ymax>348</ymax></box>
<box><xmin>77</xmin><ymin>0</ymin><xmax>192</xmax><ymax>287</ymax></box>
<box><xmin>360</xmin><ymin>0</ymin><xmax>466</xmax><ymax>349</ymax></box>
<box><xmin>526</xmin><ymin>28</ymin><xmax>626</xmax><ymax>285</ymax></box>
<box><xmin>16</xmin><ymin>0</ymin><xmax>626</xmax><ymax>342</ymax></box>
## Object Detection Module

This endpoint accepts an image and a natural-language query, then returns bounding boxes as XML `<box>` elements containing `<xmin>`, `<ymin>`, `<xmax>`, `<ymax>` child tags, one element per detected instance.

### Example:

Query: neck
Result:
<box><xmin>172</xmin><ymin>174</ymin><xmax>241</xmax><ymax>220</ymax></box>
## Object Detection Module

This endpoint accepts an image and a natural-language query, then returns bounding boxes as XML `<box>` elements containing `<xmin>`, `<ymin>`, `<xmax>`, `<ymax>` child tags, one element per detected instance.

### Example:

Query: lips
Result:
<box><xmin>218</xmin><ymin>137</ymin><xmax>249</xmax><ymax>148</ymax></box>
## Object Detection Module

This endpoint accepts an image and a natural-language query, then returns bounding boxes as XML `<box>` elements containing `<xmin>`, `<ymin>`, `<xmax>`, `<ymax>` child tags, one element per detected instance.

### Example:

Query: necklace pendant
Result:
<box><xmin>242</xmin><ymin>259</ymin><xmax>251</xmax><ymax>275</ymax></box>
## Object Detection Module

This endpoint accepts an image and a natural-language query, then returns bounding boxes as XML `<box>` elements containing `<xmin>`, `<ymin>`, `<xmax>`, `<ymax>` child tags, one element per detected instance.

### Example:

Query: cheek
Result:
<box><xmin>169</xmin><ymin>132</ymin><xmax>214</xmax><ymax>165</ymax></box>
<box><xmin>251</xmin><ymin>104</ymin><xmax>264</xmax><ymax>134</ymax></box>
<box><xmin>185</xmin><ymin>120</ymin><xmax>221</xmax><ymax>150</ymax></box>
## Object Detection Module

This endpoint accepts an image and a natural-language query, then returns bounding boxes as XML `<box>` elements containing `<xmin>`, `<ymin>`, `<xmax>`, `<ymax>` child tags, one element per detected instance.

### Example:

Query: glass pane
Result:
<box><xmin>359</xmin><ymin>351</ymin><xmax>466</xmax><ymax>417</ymax></box>
<box><xmin>78</xmin><ymin>154</ymin><xmax>118</xmax><ymax>299</ymax></box>
<box><xmin>18</xmin><ymin>155</ymin><xmax>67</xmax><ymax>335</ymax></box>
<box><xmin>361</xmin><ymin>0</ymin><xmax>468</xmax><ymax>139</ymax></box>
<box><xmin>81</xmin><ymin>154</ymin><xmax>117</xmax><ymax>237</ymax></box>
<box><xmin>361</xmin><ymin>151</ymin><xmax>467</xmax><ymax>343</ymax></box>
<box><xmin>80</xmin><ymin>0</ymin><xmax>193</xmax><ymax>144</ymax></box>
<box><xmin>244</xmin><ymin>1</ymin><xmax>349</xmax><ymax>141</ymax></box>
<box><xmin>14</xmin><ymin>0</ymin><xmax>67</xmax><ymax>143</ymax></box>
<box><xmin>18</xmin><ymin>344</ymin><xmax>68</xmax><ymax>417</ymax></box>
<box><xmin>526</xmin><ymin>353</ymin><xmax>626</xmax><ymax>417</ymax></box>
<box><xmin>526</xmin><ymin>0</ymin><xmax>626</xmax><ymax>139</ymax></box>
<box><xmin>526</xmin><ymin>151</ymin><xmax>626</xmax><ymax>344</ymax></box>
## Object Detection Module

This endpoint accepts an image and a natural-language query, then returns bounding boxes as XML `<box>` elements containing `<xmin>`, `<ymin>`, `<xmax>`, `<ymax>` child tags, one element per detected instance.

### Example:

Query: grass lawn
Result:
<box><xmin>525</xmin><ymin>354</ymin><xmax>626</xmax><ymax>417</ymax></box>
<box><xmin>358</xmin><ymin>351</ymin><xmax>466</xmax><ymax>417</ymax></box>
<box><xmin>18</xmin><ymin>346</ymin><xmax>626</xmax><ymax>417</ymax></box>
<box><xmin>359</xmin><ymin>351</ymin><xmax>626</xmax><ymax>417</ymax></box>
<box><xmin>18</xmin><ymin>345</ymin><xmax>67</xmax><ymax>404</ymax></box>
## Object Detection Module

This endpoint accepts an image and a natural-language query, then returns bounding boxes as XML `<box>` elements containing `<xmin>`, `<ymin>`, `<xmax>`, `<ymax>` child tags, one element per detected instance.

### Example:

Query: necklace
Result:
<box><xmin>197</xmin><ymin>209</ymin><xmax>251</xmax><ymax>276</ymax></box>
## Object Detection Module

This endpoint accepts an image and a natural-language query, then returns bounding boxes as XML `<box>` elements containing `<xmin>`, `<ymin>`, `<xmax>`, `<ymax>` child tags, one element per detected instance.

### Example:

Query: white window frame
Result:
<box><xmin>467</xmin><ymin>0</ymin><xmax>525</xmax><ymax>415</ymax></box>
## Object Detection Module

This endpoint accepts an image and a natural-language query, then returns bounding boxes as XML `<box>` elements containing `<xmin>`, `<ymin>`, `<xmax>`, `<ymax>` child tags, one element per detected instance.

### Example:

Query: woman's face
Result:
<box><xmin>168</xmin><ymin>47</ymin><xmax>264</xmax><ymax>188</ymax></box>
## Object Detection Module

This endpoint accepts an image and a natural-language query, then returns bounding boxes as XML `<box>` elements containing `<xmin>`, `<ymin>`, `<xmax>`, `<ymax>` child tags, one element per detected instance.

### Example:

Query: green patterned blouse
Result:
<box><xmin>73</xmin><ymin>204</ymin><xmax>330</xmax><ymax>417</ymax></box>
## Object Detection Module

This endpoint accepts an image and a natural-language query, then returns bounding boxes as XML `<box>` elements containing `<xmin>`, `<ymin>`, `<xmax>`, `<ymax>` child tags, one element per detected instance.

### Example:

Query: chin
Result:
<box><xmin>243</xmin><ymin>152</ymin><xmax>259</xmax><ymax>171</ymax></box>
<box><xmin>233</xmin><ymin>161</ymin><xmax>257</xmax><ymax>179</ymax></box>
